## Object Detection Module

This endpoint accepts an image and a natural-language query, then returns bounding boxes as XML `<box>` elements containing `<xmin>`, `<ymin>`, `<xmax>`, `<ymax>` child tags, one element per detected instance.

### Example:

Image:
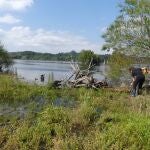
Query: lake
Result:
<box><xmin>13</xmin><ymin>59</ymin><xmax>106</xmax><ymax>84</ymax></box>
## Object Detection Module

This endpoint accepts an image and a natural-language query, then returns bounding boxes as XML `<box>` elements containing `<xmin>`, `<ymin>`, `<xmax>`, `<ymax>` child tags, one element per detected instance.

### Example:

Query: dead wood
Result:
<box><xmin>51</xmin><ymin>61</ymin><xmax>109</xmax><ymax>89</ymax></box>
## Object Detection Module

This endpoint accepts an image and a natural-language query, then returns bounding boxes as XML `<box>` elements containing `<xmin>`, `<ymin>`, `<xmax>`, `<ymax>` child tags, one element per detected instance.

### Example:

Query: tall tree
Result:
<box><xmin>102</xmin><ymin>0</ymin><xmax>150</xmax><ymax>56</ymax></box>
<box><xmin>0</xmin><ymin>43</ymin><xmax>13</xmax><ymax>72</ymax></box>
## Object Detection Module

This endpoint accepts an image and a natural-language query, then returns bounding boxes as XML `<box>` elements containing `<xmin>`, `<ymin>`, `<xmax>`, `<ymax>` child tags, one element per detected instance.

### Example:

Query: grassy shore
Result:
<box><xmin>0</xmin><ymin>74</ymin><xmax>150</xmax><ymax>150</ymax></box>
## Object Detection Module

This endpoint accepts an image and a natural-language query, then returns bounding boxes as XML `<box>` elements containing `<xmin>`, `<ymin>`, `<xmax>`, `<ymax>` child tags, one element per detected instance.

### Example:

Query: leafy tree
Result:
<box><xmin>78</xmin><ymin>50</ymin><xmax>101</xmax><ymax>68</ymax></box>
<box><xmin>107</xmin><ymin>51</ymin><xmax>133</xmax><ymax>80</ymax></box>
<box><xmin>0</xmin><ymin>43</ymin><xmax>13</xmax><ymax>72</ymax></box>
<box><xmin>102</xmin><ymin>0</ymin><xmax>150</xmax><ymax>56</ymax></box>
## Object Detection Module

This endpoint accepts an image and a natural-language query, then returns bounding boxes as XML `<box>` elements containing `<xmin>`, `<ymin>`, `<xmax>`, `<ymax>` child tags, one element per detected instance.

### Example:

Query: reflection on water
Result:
<box><xmin>13</xmin><ymin>59</ymin><xmax>106</xmax><ymax>83</ymax></box>
<box><xmin>0</xmin><ymin>96</ymin><xmax>46</xmax><ymax>121</ymax></box>
<box><xmin>52</xmin><ymin>97</ymin><xmax>77</xmax><ymax>108</ymax></box>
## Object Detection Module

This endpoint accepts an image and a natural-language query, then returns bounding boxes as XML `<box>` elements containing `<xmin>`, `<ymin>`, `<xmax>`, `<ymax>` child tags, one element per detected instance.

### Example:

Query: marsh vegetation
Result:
<box><xmin>0</xmin><ymin>74</ymin><xmax>150</xmax><ymax>150</ymax></box>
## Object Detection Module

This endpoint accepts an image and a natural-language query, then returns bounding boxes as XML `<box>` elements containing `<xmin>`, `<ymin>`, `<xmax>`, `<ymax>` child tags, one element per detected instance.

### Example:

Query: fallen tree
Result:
<box><xmin>51</xmin><ymin>60</ymin><xmax>108</xmax><ymax>89</ymax></box>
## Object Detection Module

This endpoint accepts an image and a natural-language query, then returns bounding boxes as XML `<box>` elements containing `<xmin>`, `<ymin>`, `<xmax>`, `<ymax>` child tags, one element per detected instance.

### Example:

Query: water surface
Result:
<box><xmin>13</xmin><ymin>59</ymin><xmax>106</xmax><ymax>83</ymax></box>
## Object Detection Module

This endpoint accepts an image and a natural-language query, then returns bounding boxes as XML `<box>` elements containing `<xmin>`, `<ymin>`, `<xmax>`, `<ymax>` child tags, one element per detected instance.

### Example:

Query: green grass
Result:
<box><xmin>0</xmin><ymin>74</ymin><xmax>150</xmax><ymax>150</ymax></box>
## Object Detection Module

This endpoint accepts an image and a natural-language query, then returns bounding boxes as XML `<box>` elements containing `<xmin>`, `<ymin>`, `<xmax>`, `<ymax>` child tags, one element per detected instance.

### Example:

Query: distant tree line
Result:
<box><xmin>9</xmin><ymin>51</ymin><xmax>78</xmax><ymax>61</ymax></box>
<box><xmin>9</xmin><ymin>50</ymin><xmax>109</xmax><ymax>64</ymax></box>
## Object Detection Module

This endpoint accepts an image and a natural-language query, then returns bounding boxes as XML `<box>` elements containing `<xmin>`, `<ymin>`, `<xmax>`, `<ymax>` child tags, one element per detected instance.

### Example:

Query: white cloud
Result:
<box><xmin>101</xmin><ymin>27</ymin><xmax>107</xmax><ymax>33</ymax></box>
<box><xmin>0</xmin><ymin>14</ymin><xmax>21</xmax><ymax>24</ymax></box>
<box><xmin>0</xmin><ymin>26</ymin><xmax>101</xmax><ymax>53</ymax></box>
<box><xmin>0</xmin><ymin>0</ymin><xmax>34</xmax><ymax>11</ymax></box>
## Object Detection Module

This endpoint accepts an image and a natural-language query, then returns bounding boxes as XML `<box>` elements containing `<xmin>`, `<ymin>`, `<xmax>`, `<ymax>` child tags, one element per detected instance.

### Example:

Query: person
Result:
<box><xmin>129</xmin><ymin>67</ymin><xmax>145</xmax><ymax>97</ymax></box>
<box><xmin>40</xmin><ymin>74</ymin><xmax>45</xmax><ymax>82</ymax></box>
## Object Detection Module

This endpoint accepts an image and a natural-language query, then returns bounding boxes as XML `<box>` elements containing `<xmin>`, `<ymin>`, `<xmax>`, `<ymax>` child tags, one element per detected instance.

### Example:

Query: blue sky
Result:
<box><xmin>0</xmin><ymin>0</ymin><xmax>122</xmax><ymax>54</ymax></box>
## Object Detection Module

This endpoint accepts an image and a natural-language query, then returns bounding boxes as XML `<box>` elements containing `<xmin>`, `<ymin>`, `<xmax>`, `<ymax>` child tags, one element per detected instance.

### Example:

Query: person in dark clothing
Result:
<box><xmin>129</xmin><ymin>67</ymin><xmax>145</xmax><ymax>97</ymax></box>
<box><xmin>40</xmin><ymin>74</ymin><xmax>45</xmax><ymax>82</ymax></box>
